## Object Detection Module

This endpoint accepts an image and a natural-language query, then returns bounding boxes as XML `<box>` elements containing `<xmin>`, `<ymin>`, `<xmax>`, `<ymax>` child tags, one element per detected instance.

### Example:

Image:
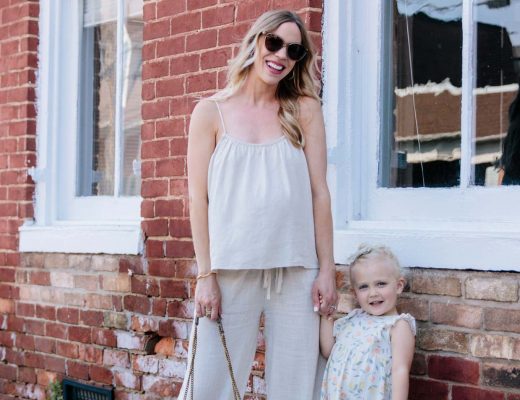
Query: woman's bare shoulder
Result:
<box><xmin>297</xmin><ymin>96</ymin><xmax>324</xmax><ymax>138</ymax></box>
<box><xmin>192</xmin><ymin>98</ymin><xmax>219</xmax><ymax>118</ymax></box>
<box><xmin>298</xmin><ymin>95</ymin><xmax>322</xmax><ymax>114</ymax></box>
<box><xmin>190</xmin><ymin>98</ymin><xmax>220</xmax><ymax>135</ymax></box>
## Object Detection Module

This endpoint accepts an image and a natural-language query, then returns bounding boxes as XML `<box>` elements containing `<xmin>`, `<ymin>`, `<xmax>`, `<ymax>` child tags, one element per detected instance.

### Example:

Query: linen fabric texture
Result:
<box><xmin>180</xmin><ymin>268</ymin><xmax>320</xmax><ymax>400</ymax></box>
<box><xmin>207</xmin><ymin>102</ymin><xmax>319</xmax><ymax>271</ymax></box>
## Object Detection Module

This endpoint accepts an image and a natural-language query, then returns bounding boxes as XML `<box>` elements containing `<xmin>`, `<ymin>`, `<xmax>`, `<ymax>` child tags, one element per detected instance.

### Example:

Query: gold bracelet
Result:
<box><xmin>196</xmin><ymin>271</ymin><xmax>216</xmax><ymax>280</ymax></box>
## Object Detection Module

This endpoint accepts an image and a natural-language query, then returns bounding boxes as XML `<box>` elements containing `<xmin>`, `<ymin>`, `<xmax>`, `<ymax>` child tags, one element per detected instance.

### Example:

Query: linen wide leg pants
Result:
<box><xmin>179</xmin><ymin>267</ymin><xmax>320</xmax><ymax>400</ymax></box>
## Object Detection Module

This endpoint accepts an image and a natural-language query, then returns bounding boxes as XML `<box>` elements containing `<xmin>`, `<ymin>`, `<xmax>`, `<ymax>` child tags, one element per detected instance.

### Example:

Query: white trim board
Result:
<box><xmin>20</xmin><ymin>223</ymin><xmax>143</xmax><ymax>255</ymax></box>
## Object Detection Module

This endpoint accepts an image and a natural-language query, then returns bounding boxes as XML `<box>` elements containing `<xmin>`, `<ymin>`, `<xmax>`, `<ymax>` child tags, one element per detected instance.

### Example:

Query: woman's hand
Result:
<box><xmin>195</xmin><ymin>274</ymin><xmax>221</xmax><ymax>321</ymax></box>
<box><xmin>312</xmin><ymin>267</ymin><xmax>338</xmax><ymax>318</ymax></box>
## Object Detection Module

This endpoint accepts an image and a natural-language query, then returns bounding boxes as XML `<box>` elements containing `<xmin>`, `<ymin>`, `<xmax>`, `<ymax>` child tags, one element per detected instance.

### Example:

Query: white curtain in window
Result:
<box><xmin>127</xmin><ymin>0</ymin><xmax>142</xmax><ymax>19</ymax></box>
<box><xmin>83</xmin><ymin>0</ymin><xmax>142</xmax><ymax>26</ymax></box>
<box><xmin>83</xmin><ymin>0</ymin><xmax>117</xmax><ymax>27</ymax></box>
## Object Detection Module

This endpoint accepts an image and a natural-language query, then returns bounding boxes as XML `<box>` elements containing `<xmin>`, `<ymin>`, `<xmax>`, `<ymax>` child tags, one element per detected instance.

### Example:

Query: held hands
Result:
<box><xmin>312</xmin><ymin>267</ymin><xmax>338</xmax><ymax>319</ymax></box>
<box><xmin>195</xmin><ymin>273</ymin><xmax>221</xmax><ymax>321</ymax></box>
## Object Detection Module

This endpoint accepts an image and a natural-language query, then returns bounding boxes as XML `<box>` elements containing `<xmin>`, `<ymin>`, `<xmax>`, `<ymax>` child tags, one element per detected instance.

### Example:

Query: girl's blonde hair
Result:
<box><xmin>213</xmin><ymin>10</ymin><xmax>320</xmax><ymax>147</ymax></box>
<box><xmin>347</xmin><ymin>244</ymin><xmax>402</xmax><ymax>284</ymax></box>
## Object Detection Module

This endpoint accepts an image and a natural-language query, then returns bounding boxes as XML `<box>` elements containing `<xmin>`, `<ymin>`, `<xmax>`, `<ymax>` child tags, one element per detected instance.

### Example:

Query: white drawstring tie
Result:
<box><xmin>263</xmin><ymin>268</ymin><xmax>284</xmax><ymax>300</ymax></box>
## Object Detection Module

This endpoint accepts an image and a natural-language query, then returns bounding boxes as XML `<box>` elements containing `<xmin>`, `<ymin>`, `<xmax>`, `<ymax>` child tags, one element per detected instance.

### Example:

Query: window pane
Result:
<box><xmin>121</xmin><ymin>2</ymin><xmax>142</xmax><ymax>196</ymax></box>
<box><xmin>473</xmin><ymin>0</ymin><xmax>520</xmax><ymax>186</ymax></box>
<box><xmin>381</xmin><ymin>1</ymin><xmax>463</xmax><ymax>188</ymax></box>
<box><xmin>78</xmin><ymin>15</ymin><xmax>117</xmax><ymax>196</ymax></box>
<box><xmin>83</xmin><ymin>0</ymin><xmax>117</xmax><ymax>27</ymax></box>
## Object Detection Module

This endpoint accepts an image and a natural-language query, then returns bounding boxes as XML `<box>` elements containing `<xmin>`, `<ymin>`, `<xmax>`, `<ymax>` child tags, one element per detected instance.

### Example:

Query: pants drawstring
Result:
<box><xmin>276</xmin><ymin>268</ymin><xmax>283</xmax><ymax>294</ymax></box>
<box><xmin>263</xmin><ymin>268</ymin><xmax>284</xmax><ymax>300</ymax></box>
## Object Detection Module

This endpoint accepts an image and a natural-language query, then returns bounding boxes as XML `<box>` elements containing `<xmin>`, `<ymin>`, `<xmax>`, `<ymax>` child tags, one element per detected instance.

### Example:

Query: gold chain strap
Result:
<box><xmin>183</xmin><ymin>317</ymin><xmax>241</xmax><ymax>400</ymax></box>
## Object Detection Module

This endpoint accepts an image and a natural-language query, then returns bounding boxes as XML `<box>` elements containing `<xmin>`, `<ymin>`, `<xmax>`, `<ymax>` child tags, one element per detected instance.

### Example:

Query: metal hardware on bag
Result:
<box><xmin>183</xmin><ymin>316</ymin><xmax>241</xmax><ymax>400</ymax></box>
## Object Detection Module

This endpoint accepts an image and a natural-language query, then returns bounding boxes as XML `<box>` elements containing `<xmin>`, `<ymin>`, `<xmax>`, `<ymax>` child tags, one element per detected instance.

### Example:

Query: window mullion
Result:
<box><xmin>460</xmin><ymin>0</ymin><xmax>476</xmax><ymax>188</ymax></box>
<box><xmin>114</xmin><ymin>0</ymin><xmax>124</xmax><ymax>197</ymax></box>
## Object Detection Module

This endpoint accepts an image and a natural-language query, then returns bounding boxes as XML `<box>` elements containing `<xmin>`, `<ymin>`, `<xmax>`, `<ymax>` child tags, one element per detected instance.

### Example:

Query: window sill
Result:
<box><xmin>334</xmin><ymin>221</ymin><xmax>520</xmax><ymax>271</ymax></box>
<box><xmin>19</xmin><ymin>221</ymin><xmax>143</xmax><ymax>255</ymax></box>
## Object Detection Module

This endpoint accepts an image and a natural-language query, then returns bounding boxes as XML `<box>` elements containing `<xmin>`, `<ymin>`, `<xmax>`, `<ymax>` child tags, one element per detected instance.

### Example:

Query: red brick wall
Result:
<box><xmin>0</xmin><ymin>1</ymin><xmax>38</xmax><ymax>275</ymax></box>
<box><xmin>1</xmin><ymin>1</ymin><xmax>520</xmax><ymax>400</ymax></box>
<box><xmin>0</xmin><ymin>1</ymin><xmax>39</xmax><ymax>396</ymax></box>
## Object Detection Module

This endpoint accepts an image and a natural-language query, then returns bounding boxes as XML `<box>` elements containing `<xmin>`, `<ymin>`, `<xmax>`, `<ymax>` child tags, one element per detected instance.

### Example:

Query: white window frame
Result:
<box><xmin>19</xmin><ymin>0</ymin><xmax>142</xmax><ymax>254</ymax></box>
<box><xmin>323</xmin><ymin>0</ymin><xmax>520</xmax><ymax>270</ymax></box>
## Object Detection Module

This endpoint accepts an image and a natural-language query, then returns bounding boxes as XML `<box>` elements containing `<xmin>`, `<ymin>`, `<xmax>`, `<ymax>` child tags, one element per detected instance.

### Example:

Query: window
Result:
<box><xmin>19</xmin><ymin>0</ymin><xmax>143</xmax><ymax>254</ymax></box>
<box><xmin>323</xmin><ymin>0</ymin><xmax>520</xmax><ymax>270</ymax></box>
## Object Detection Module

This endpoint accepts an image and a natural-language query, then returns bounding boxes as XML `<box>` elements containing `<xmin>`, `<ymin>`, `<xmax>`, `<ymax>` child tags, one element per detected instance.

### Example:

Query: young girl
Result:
<box><xmin>320</xmin><ymin>245</ymin><xmax>416</xmax><ymax>400</ymax></box>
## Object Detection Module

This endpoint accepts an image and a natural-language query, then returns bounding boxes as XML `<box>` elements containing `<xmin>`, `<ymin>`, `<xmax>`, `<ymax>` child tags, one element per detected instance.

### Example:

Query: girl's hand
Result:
<box><xmin>312</xmin><ymin>267</ymin><xmax>338</xmax><ymax>318</ymax></box>
<box><xmin>195</xmin><ymin>274</ymin><xmax>221</xmax><ymax>321</ymax></box>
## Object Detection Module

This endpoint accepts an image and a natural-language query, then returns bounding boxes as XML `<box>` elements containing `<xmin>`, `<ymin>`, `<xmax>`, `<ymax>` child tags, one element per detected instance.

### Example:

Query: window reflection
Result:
<box><xmin>382</xmin><ymin>0</ymin><xmax>520</xmax><ymax>188</ymax></box>
<box><xmin>383</xmin><ymin>0</ymin><xmax>463</xmax><ymax>188</ymax></box>
<box><xmin>78</xmin><ymin>20</ymin><xmax>117</xmax><ymax>196</ymax></box>
<box><xmin>121</xmin><ymin>5</ymin><xmax>143</xmax><ymax>196</ymax></box>
<box><xmin>78</xmin><ymin>0</ymin><xmax>142</xmax><ymax>196</ymax></box>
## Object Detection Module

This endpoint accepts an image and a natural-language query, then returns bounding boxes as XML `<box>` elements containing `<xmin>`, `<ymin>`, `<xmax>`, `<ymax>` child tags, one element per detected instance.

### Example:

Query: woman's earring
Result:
<box><xmin>288</xmin><ymin>69</ymin><xmax>295</xmax><ymax>80</ymax></box>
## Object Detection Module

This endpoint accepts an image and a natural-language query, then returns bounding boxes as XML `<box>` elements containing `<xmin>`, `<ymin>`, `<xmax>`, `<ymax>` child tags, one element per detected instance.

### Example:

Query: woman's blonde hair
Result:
<box><xmin>213</xmin><ymin>10</ymin><xmax>320</xmax><ymax>147</ymax></box>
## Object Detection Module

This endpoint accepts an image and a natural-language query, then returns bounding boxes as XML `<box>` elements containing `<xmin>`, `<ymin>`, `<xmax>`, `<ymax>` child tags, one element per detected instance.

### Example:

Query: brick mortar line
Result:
<box><xmin>149</xmin><ymin>6</ymin><xmax>235</xmax><ymax>20</ymax></box>
<box><xmin>0</xmin><ymin>16</ymin><xmax>40</xmax><ymax>22</ymax></box>
<box><xmin>157</xmin><ymin>67</ymin><xmax>230</xmax><ymax>75</ymax></box>
<box><xmin>0</xmin><ymin>68</ymin><xmax>38</xmax><ymax>74</ymax></box>
<box><xmin>142</xmin><ymin>52</ymin><xmax>234</xmax><ymax>63</ymax></box>
<box><xmin>143</xmin><ymin>32</ymin><xmax>236</xmax><ymax>46</ymax></box>
<box><xmin>415</xmin><ymin>350</ymin><xmax>520</xmax><ymax>365</ymax></box>
<box><xmin>143</xmin><ymin>236</ymin><xmax>190</xmax><ymax>241</ymax></box>
<box><xmin>402</xmin><ymin>293</ymin><xmax>520</xmax><ymax>307</ymax></box>
<box><xmin>13</xmin><ymin>306</ymin><xmax>184</xmax><ymax>316</ymax></box>
<box><xmin>0</xmin><ymin>84</ymin><xmax>38</xmax><ymax>89</ymax></box>
<box><xmin>417</xmin><ymin>321</ymin><xmax>520</xmax><ymax>340</ymax></box>
<box><xmin>416</xmin><ymin>321</ymin><xmax>520</xmax><ymax>337</ymax></box>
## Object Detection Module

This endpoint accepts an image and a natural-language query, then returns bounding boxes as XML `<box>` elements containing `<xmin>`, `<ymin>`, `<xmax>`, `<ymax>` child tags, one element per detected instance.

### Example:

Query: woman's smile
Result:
<box><xmin>266</xmin><ymin>60</ymin><xmax>285</xmax><ymax>74</ymax></box>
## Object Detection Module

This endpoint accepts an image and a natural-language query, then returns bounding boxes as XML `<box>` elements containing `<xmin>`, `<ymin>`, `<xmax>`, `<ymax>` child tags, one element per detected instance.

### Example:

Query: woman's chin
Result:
<box><xmin>259</xmin><ymin>71</ymin><xmax>286</xmax><ymax>86</ymax></box>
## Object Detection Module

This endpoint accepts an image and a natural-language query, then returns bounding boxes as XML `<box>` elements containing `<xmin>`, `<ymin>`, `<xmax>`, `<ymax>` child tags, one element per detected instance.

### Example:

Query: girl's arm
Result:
<box><xmin>299</xmin><ymin>97</ymin><xmax>338</xmax><ymax>317</ymax></box>
<box><xmin>319</xmin><ymin>315</ymin><xmax>335</xmax><ymax>358</ymax></box>
<box><xmin>187</xmin><ymin>99</ymin><xmax>221</xmax><ymax>320</ymax></box>
<box><xmin>390</xmin><ymin>319</ymin><xmax>415</xmax><ymax>400</ymax></box>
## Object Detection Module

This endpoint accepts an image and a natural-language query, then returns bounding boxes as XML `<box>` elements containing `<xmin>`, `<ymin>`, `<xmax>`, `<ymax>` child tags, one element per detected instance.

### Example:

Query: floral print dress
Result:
<box><xmin>320</xmin><ymin>308</ymin><xmax>416</xmax><ymax>400</ymax></box>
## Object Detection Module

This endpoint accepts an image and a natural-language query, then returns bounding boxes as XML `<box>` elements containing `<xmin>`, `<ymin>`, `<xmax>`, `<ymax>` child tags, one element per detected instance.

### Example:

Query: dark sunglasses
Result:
<box><xmin>262</xmin><ymin>32</ymin><xmax>307</xmax><ymax>62</ymax></box>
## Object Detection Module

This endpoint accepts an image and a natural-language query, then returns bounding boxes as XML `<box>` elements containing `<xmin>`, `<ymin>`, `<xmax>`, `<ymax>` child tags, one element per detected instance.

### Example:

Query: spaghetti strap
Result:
<box><xmin>213</xmin><ymin>101</ymin><xmax>227</xmax><ymax>134</ymax></box>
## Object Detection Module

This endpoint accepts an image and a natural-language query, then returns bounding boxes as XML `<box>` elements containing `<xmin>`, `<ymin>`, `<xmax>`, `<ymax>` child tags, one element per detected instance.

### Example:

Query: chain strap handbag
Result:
<box><xmin>182</xmin><ymin>316</ymin><xmax>241</xmax><ymax>400</ymax></box>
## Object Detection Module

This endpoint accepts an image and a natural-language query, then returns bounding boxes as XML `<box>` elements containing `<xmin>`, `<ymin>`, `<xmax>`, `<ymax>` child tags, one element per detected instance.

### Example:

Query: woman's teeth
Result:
<box><xmin>267</xmin><ymin>61</ymin><xmax>284</xmax><ymax>71</ymax></box>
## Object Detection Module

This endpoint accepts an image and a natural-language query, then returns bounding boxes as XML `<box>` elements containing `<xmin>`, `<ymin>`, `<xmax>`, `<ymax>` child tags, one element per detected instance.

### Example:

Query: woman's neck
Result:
<box><xmin>238</xmin><ymin>74</ymin><xmax>278</xmax><ymax>106</ymax></box>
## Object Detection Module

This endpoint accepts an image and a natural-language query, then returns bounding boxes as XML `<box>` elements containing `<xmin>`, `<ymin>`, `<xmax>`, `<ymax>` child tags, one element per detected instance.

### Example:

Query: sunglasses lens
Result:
<box><xmin>287</xmin><ymin>44</ymin><xmax>306</xmax><ymax>61</ymax></box>
<box><xmin>265</xmin><ymin>35</ymin><xmax>283</xmax><ymax>52</ymax></box>
<box><xmin>264</xmin><ymin>33</ymin><xmax>307</xmax><ymax>61</ymax></box>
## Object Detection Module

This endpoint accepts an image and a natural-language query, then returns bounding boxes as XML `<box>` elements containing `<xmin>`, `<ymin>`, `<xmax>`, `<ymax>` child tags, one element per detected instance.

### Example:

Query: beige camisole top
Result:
<box><xmin>207</xmin><ymin>102</ymin><xmax>318</xmax><ymax>270</ymax></box>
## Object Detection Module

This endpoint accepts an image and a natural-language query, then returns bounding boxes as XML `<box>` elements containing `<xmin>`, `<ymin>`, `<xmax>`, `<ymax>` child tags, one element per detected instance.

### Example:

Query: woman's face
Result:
<box><xmin>252</xmin><ymin>21</ymin><xmax>302</xmax><ymax>86</ymax></box>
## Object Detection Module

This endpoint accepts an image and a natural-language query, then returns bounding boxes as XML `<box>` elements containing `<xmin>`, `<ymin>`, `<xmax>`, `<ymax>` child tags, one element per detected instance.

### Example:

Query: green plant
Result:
<box><xmin>47</xmin><ymin>380</ymin><xmax>63</xmax><ymax>400</ymax></box>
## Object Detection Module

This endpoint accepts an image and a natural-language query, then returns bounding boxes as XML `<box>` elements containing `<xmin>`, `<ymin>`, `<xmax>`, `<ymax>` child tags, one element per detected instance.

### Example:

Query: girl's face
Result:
<box><xmin>252</xmin><ymin>21</ymin><xmax>301</xmax><ymax>86</ymax></box>
<box><xmin>350</xmin><ymin>257</ymin><xmax>405</xmax><ymax>316</ymax></box>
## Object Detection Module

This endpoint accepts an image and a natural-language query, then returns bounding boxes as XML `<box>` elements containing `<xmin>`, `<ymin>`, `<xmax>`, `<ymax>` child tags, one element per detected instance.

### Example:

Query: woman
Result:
<box><xmin>181</xmin><ymin>10</ymin><xmax>337</xmax><ymax>399</ymax></box>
